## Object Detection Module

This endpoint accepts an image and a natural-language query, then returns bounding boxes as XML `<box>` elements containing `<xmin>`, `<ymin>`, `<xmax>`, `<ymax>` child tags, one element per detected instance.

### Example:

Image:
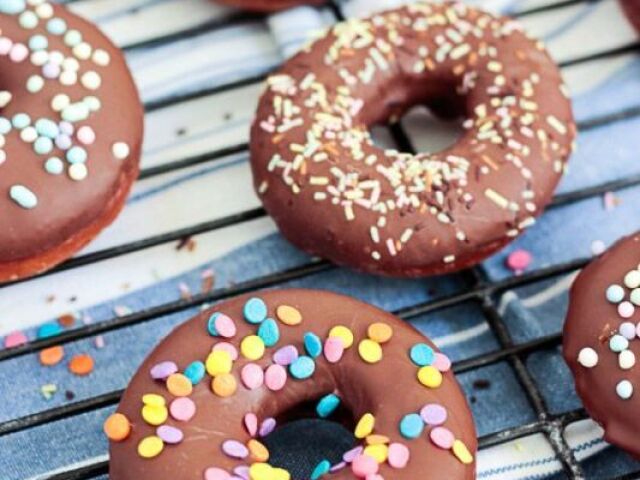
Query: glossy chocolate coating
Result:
<box><xmin>564</xmin><ymin>233</ymin><xmax>640</xmax><ymax>458</ymax></box>
<box><xmin>216</xmin><ymin>0</ymin><xmax>324</xmax><ymax>13</ymax></box>
<box><xmin>0</xmin><ymin>3</ymin><xmax>143</xmax><ymax>281</ymax></box>
<box><xmin>110</xmin><ymin>289</ymin><xmax>477</xmax><ymax>479</ymax></box>
<box><xmin>250</xmin><ymin>2</ymin><xmax>575</xmax><ymax>277</ymax></box>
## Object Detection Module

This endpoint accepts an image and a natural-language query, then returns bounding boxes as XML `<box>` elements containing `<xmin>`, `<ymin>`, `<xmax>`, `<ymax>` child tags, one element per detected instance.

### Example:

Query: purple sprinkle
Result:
<box><xmin>619</xmin><ymin>322</ymin><xmax>636</xmax><ymax>340</ymax></box>
<box><xmin>420</xmin><ymin>403</ymin><xmax>448</xmax><ymax>426</ymax></box>
<box><xmin>156</xmin><ymin>425</ymin><xmax>183</xmax><ymax>444</ymax></box>
<box><xmin>330</xmin><ymin>461</ymin><xmax>347</xmax><ymax>472</ymax></box>
<box><xmin>150</xmin><ymin>361</ymin><xmax>178</xmax><ymax>380</ymax></box>
<box><xmin>42</xmin><ymin>63</ymin><xmax>60</xmax><ymax>79</ymax></box>
<box><xmin>55</xmin><ymin>134</ymin><xmax>72</xmax><ymax>151</ymax></box>
<box><xmin>222</xmin><ymin>440</ymin><xmax>249</xmax><ymax>459</ymax></box>
<box><xmin>343</xmin><ymin>446</ymin><xmax>363</xmax><ymax>463</ymax></box>
<box><xmin>59</xmin><ymin>121</ymin><xmax>74</xmax><ymax>136</ymax></box>
<box><xmin>273</xmin><ymin>345</ymin><xmax>299</xmax><ymax>366</ymax></box>
<box><xmin>258</xmin><ymin>417</ymin><xmax>276</xmax><ymax>437</ymax></box>
<box><xmin>233</xmin><ymin>466</ymin><xmax>250</xmax><ymax>480</ymax></box>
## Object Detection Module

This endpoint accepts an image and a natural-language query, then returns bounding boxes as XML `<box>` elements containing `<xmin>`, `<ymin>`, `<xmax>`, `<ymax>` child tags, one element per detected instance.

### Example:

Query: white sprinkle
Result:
<box><xmin>68</xmin><ymin>163</ymin><xmax>88</xmax><ymax>181</ymax></box>
<box><xmin>112</xmin><ymin>142</ymin><xmax>130</xmax><ymax>160</ymax></box>
<box><xmin>546</xmin><ymin>115</ymin><xmax>567</xmax><ymax>135</ymax></box>
<box><xmin>484</xmin><ymin>188</ymin><xmax>510</xmax><ymax>209</ymax></box>
<box><xmin>577</xmin><ymin>347</ymin><xmax>598</xmax><ymax>368</ymax></box>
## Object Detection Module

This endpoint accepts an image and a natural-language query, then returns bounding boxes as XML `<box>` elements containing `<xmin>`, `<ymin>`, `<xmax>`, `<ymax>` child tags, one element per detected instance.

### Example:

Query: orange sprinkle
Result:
<box><xmin>166</xmin><ymin>373</ymin><xmax>193</xmax><ymax>397</ymax></box>
<box><xmin>366</xmin><ymin>434</ymin><xmax>390</xmax><ymax>445</ymax></box>
<box><xmin>58</xmin><ymin>313</ymin><xmax>75</xmax><ymax>328</ymax></box>
<box><xmin>40</xmin><ymin>345</ymin><xmax>64</xmax><ymax>366</ymax></box>
<box><xmin>248</xmin><ymin>439</ymin><xmax>270</xmax><ymax>462</ymax></box>
<box><xmin>367</xmin><ymin>323</ymin><xmax>393</xmax><ymax>344</ymax></box>
<box><xmin>103</xmin><ymin>413</ymin><xmax>131</xmax><ymax>442</ymax></box>
<box><xmin>212</xmin><ymin>373</ymin><xmax>237</xmax><ymax>398</ymax></box>
<box><xmin>69</xmin><ymin>354</ymin><xmax>94</xmax><ymax>376</ymax></box>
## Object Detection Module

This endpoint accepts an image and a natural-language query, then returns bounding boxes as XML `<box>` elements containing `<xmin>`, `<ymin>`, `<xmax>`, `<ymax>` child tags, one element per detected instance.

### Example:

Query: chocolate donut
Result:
<box><xmin>564</xmin><ymin>233</ymin><xmax>640</xmax><ymax>458</ymax></box>
<box><xmin>250</xmin><ymin>2</ymin><xmax>576</xmax><ymax>277</ymax></box>
<box><xmin>0</xmin><ymin>1</ymin><xmax>143</xmax><ymax>282</ymax></box>
<box><xmin>620</xmin><ymin>0</ymin><xmax>640</xmax><ymax>34</ymax></box>
<box><xmin>106</xmin><ymin>289</ymin><xmax>476</xmax><ymax>479</ymax></box>
<box><xmin>215</xmin><ymin>0</ymin><xmax>324</xmax><ymax>13</ymax></box>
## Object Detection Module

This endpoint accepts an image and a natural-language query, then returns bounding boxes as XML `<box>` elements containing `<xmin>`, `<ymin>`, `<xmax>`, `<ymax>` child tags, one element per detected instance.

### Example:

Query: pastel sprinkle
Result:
<box><xmin>304</xmin><ymin>332</ymin><xmax>323</xmax><ymax>358</ymax></box>
<box><xmin>316</xmin><ymin>393</ymin><xmax>341</xmax><ymax>418</ymax></box>
<box><xmin>289</xmin><ymin>355</ymin><xmax>315</xmax><ymax>379</ymax></box>
<box><xmin>420</xmin><ymin>403</ymin><xmax>448</xmax><ymax>425</ymax></box>
<box><xmin>343</xmin><ymin>446</ymin><xmax>363</xmax><ymax>463</ymax></box>
<box><xmin>577</xmin><ymin>348</ymin><xmax>598</xmax><ymax>368</ymax></box>
<box><xmin>142</xmin><ymin>405</ymin><xmax>168</xmax><ymax>426</ymax></box>
<box><xmin>212</xmin><ymin>342</ymin><xmax>239</xmax><ymax>361</ymax></box>
<box><xmin>609</xmin><ymin>335</ymin><xmax>629</xmax><ymax>353</ymax></box>
<box><xmin>37</xmin><ymin>322</ymin><xmax>62</xmax><ymax>338</ymax></box>
<box><xmin>452</xmin><ymin>440</ymin><xmax>474</xmax><ymax>464</ymax></box>
<box><xmin>367</xmin><ymin>322</ymin><xmax>393</xmax><ymax>343</ymax></box>
<box><xmin>169</xmin><ymin>397</ymin><xmax>196</xmax><ymax>422</ymax></box>
<box><xmin>616</xmin><ymin>380</ymin><xmax>633</xmax><ymax>400</ymax></box>
<box><xmin>257</xmin><ymin>318</ymin><xmax>280</xmax><ymax>347</ymax></box>
<box><xmin>259</xmin><ymin>417</ymin><xmax>277</xmax><ymax>437</ymax></box>
<box><xmin>363</xmin><ymin>444</ymin><xmax>388</xmax><ymax>463</ymax></box>
<box><xmin>157</xmin><ymin>425</ymin><xmax>183</xmax><ymax>444</ymax></box>
<box><xmin>212</xmin><ymin>373</ymin><xmax>237</xmax><ymax>397</ymax></box>
<box><xmin>9</xmin><ymin>184</ymin><xmax>37</xmax><ymax>208</ymax></box>
<box><xmin>606</xmin><ymin>284</ymin><xmax>625</xmax><ymax>303</ymax></box>
<box><xmin>358</xmin><ymin>339</ymin><xmax>382</xmax><ymax>363</ymax></box>
<box><xmin>354</xmin><ymin>413</ymin><xmax>375</xmax><ymax>439</ymax></box>
<box><xmin>399</xmin><ymin>413</ymin><xmax>424</xmax><ymax>439</ymax></box>
<box><xmin>208</xmin><ymin>312</ymin><xmax>236</xmax><ymax>338</ymax></box>
<box><xmin>222</xmin><ymin>439</ymin><xmax>249</xmax><ymax>459</ymax></box>
<box><xmin>103</xmin><ymin>413</ymin><xmax>131</xmax><ymax>442</ymax></box>
<box><xmin>138</xmin><ymin>436</ymin><xmax>164</xmax><ymax>458</ymax></box>
<box><xmin>206</xmin><ymin>350</ymin><xmax>233</xmax><ymax>376</ymax></box>
<box><xmin>240</xmin><ymin>335</ymin><xmax>265</xmax><ymax>361</ymax></box>
<box><xmin>166</xmin><ymin>373</ymin><xmax>193</xmax><ymax>397</ymax></box>
<box><xmin>328</xmin><ymin>325</ymin><xmax>354</xmax><ymax>349</ymax></box>
<box><xmin>387</xmin><ymin>443</ymin><xmax>410</xmax><ymax>469</ymax></box>
<box><xmin>618</xmin><ymin>301</ymin><xmax>635</xmax><ymax>319</ymax></box>
<box><xmin>184</xmin><ymin>361</ymin><xmax>206</xmax><ymax>385</ymax></box>
<box><xmin>244</xmin><ymin>413</ymin><xmax>258</xmax><ymax>437</ymax></box>
<box><xmin>418</xmin><ymin>365</ymin><xmax>443</xmax><ymax>388</ymax></box>
<box><xmin>506</xmin><ymin>249</ymin><xmax>532</xmax><ymax>273</ymax></box>
<box><xmin>112</xmin><ymin>141</ymin><xmax>130</xmax><ymax>159</ymax></box>
<box><xmin>241</xmin><ymin>363</ymin><xmax>265</xmax><ymax>390</ymax></box>
<box><xmin>150</xmin><ymin>361</ymin><xmax>178</xmax><ymax>380</ymax></box>
<box><xmin>323</xmin><ymin>336</ymin><xmax>345</xmax><ymax>363</ymax></box>
<box><xmin>264</xmin><ymin>364</ymin><xmax>287</xmax><ymax>391</ymax></box>
<box><xmin>204</xmin><ymin>468</ymin><xmax>231</xmax><ymax>480</ymax></box>
<box><xmin>276</xmin><ymin>305</ymin><xmax>302</xmax><ymax>326</ymax></box>
<box><xmin>433</xmin><ymin>352</ymin><xmax>452</xmax><ymax>372</ymax></box>
<box><xmin>273</xmin><ymin>345</ymin><xmax>298</xmax><ymax>366</ymax></box>
<box><xmin>410</xmin><ymin>343</ymin><xmax>435</xmax><ymax>366</ymax></box>
<box><xmin>244</xmin><ymin>297</ymin><xmax>268</xmax><ymax>324</ymax></box>
<box><xmin>4</xmin><ymin>331</ymin><xmax>27</xmax><ymax>348</ymax></box>
<box><xmin>351</xmin><ymin>454</ymin><xmax>378</xmax><ymax>477</ymax></box>
<box><xmin>311</xmin><ymin>460</ymin><xmax>331</xmax><ymax>479</ymax></box>
<box><xmin>430</xmin><ymin>426</ymin><xmax>455</xmax><ymax>449</ymax></box>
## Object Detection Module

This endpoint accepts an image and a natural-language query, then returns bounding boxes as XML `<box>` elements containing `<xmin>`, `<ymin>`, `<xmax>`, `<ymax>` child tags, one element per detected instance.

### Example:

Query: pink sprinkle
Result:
<box><xmin>433</xmin><ymin>352</ymin><xmax>451</xmax><ymax>372</ymax></box>
<box><xmin>9</xmin><ymin>43</ymin><xmax>28</xmax><ymax>63</ymax></box>
<box><xmin>42</xmin><ymin>63</ymin><xmax>60</xmax><ymax>79</ymax></box>
<box><xmin>150</xmin><ymin>361</ymin><xmax>178</xmax><ymax>380</ymax></box>
<box><xmin>351</xmin><ymin>454</ymin><xmax>378</xmax><ymax>477</ymax></box>
<box><xmin>215</xmin><ymin>314</ymin><xmax>237</xmax><ymax>339</ymax></box>
<box><xmin>430</xmin><ymin>426</ymin><xmax>455</xmax><ymax>449</ymax></box>
<box><xmin>343</xmin><ymin>446</ymin><xmax>363</xmax><ymax>463</ymax></box>
<box><xmin>212</xmin><ymin>342</ymin><xmax>238</xmax><ymax>361</ymax></box>
<box><xmin>204</xmin><ymin>467</ymin><xmax>231</xmax><ymax>480</ymax></box>
<box><xmin>273</xmin><ymin>345</ymin><xmax>298</xmax><ymax>366</ymax></box>
<box><xmin>619</xmin><ymin>301</ymin><xmax>635</xmax><ymax>319</ymax></box>
<box><xmin>365</xmin><ymin>475</ymin><xmax>383</xmax><ymax>480</ymax></box>
<box><xmin>55</xmin><ymin>134</ymin><xmax>72</xmax><ymax>151</ymax></box>
<box><xmin>59</xmin><ymin>122</ymin><xmax>74</xmax><ymax>135</ymax></box>
<box><xmin>157</xmin><ymin>425</ymin><xmax>183</xmax><ymax>444</ymax></box>
<box><xmin>388</xmin><ymin>443</ymin><xmax>410</xmax><ymax>469</ymax></box>
<box><xmin>259</xmin><ymin>417</ymin><xmax>276</xmax><ymax>437</ymax></box>
<box><xmin>506</xmin><ymin>249</ymin><xmax>532</xmax><ymax>274</ymax></box>
<box><xmin>244</xmin><ymin>413</ymin><xmax>258</xmax><ymax>437</ymax></box>
<box><xmin>170</xmin><ymin>397</ymin><xmax>196</xmax><ymax>422</ymax></box>
<box><xmin>4</xmin><ymin>331</ymin><xmax>27</xmax><ymax>349</ymax></box>
<box><xmin>76</xmin><ymin>126</ymin><xmax>96</xmax><ymax>145</ymax></box>
<box><xmin>222</xmin><ymin>440</ymin><xmax>248</xmax><ymax>459</ymax></box>
<box><xmin>94</xmin><ymin>335</ymin><xmax>105</xmax><ymax>349</ymax></box>
<box><xmin>324</xmin><ymin>337</ymin><xmax>345</xmax><ymax>364</ymax></box>
<box><xmin>241</xmin><ymin>363</ymin><xmax>264</xmax><ymax>390</ymax></box>
<box><xmin>264</xmin><ymin>364</ymin><xmax>287</xmax><ymax>391</ymax></box>
<box><xmin>233</xmin><ymin>465</ymin><xmax>250</xmax><ymax>478</ymax></box>
<box><xmin>420</xmin><ymin>403</ymin><xmax>447</xmax><ymax>425</ymax></box>
<box><xmin>330</xmin><ymin>462</ymin><xmax>347</xmax><ymax>472</ymax></box>
<box><xmin>0</xmin><ymin>37</ymin><xmax>13</xmax><ymax>55</ymax></box>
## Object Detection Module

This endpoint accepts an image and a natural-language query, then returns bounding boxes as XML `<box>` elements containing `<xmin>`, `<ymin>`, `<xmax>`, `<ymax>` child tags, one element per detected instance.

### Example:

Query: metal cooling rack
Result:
<box><xmin>1</xmin><ymin>0</ymin><xmax>640</xmax><ymax>478</ymax></box>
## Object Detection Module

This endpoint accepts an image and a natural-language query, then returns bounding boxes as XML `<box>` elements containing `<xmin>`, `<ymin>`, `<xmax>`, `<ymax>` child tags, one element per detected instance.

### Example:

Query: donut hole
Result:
<box><xmin>400</xmin><ymin>104</ymin><xmax>467</xmax><ymax>153</ymax></box>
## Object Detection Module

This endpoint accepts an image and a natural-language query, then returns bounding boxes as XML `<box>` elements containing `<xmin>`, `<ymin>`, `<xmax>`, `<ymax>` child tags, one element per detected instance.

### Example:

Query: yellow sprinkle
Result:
<box><xmin>367</xmin><ymin>322</ymin><xmax>393</xmax><ymax>343</ymax></box>
<box><xmin>418</xmin><ymin>366</ymin><xmax>443</xmax><ymax>388</ymax></box>
<box><xmin>241</xmin><ymin>335</ymin><xmax>266</xmax><ymax>361</ymax></box>
<box><xmin>137</xmin><ymin>435</ymin><xmax>164</xmax><ymax>458</ymax></box>
<box><xmin>452</xmin><ymin>440</ymin><xmax>474</xmax><ymax>464</ymax></box>
<box><xmin>141</xmin><ymin>405</ymin><xmax>168</xmax><ymax>426</ymax></box>
<box><xmin>142</xmin><ymin>393</ymin><xmax>165</xmax><ymax>407</ymax></box>
<box><xmin>249</xmin><ymin>463</ymin><xmax>274</xmax><ymax>480</ymax></box>
<box><xmin>329</xmin><ymin>325</ymin><xmax>354</xmax><ymax>349</ymax></box>
<box><xmin>358</xmin><ymin>339</ymin><xmax>382</xmax><ymax>364</ymax></box>
<box><xmin>276</xmin><ymin>305</ymin><xmax>302</xmax><ymax>326</ymax></box>
<box><xmin>271</xmin><ymin>468</ymin><xmax>291</xmax><ymax>480</ymax></box>
<box><xmin>212</xmin><ymin>373</ymin><xmax>238</xmax><ymax>397</ymax></box>
<box><xmin>206</xmin><ymin>350</ymin><xmax>233</xmax><ymax>376</ymax></box>
<box><xmin>364</xmin><ymin>444</ymin><xmax>388</xmax><ymax>463</ymax></box>
<box><xmin>366</xmin><ymin>434</ymin><xmax>390</xmax><ymax>445</ymax></box>
<box><xmin>355</xmin><ymin>413</ymin><xmax>375</xmax><ymax>439</ymax></box>
<box><xmin>248</xmin><ymin>439</ymin><xmax>270</xmax><ymax>462</ymax></box>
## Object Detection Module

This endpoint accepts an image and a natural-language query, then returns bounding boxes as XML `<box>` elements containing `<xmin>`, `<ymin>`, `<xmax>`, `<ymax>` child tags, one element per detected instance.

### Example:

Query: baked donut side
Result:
<box><xmin>564</xmin><ymin>233</ymin><xmax>640</xmax><ymax>459</ymax></box>
<box><xmin>215</xmin><ymin>0</ymin><xmax>325</xmax><ymax>13</ymax></box>
<box><xmin>0</xmin><ymin>2</ymin><xmax>143</xmax><ymax>282</ymax></box>
<box><xmin>250</xmin><ymin>2</ymin><xmax>576</xmax><ymax>277</ymax></box>
<box><xmin>108</xmin><ymin>289</ymin><xmax>477</xmax><ymax>479</ymax></box>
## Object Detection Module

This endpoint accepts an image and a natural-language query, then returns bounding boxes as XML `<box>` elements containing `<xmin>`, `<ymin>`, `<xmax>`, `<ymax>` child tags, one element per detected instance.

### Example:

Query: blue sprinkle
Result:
<box><xmin>9</xmin><ymin>184</ymin><xmax>37</xmax><ymax>209</ymax></box>
<box><xmin>304</xmin><ymin>332</ymin><xmax>323</xmax><ymax>358</ymax></box>
<box><xmin>44</xmin><ymin>157</ymin><xmax>64</xmax><ymax>175</ymax></box>
<box><xmin>29</xmin><ymin>34</ymin><xmax>48</xmax><ymax>51</ymax></box>
<box><xmin>257</xmin><ymin>318</ymin><xmax>280</xmax><ymax>347</ymax></box>
<box><xmin>37</xmin><ymin>322</ymin><xmax>62</xmax><ymax>339</ymax></box>
<box><xmin>289</xmin><ymin>356</ymin><xmax>315</xmax><ymax>380</ymax></box>
<box><xmin>66</xmin><ymin>146</ymin><xmax>87</xmax><ymax>164</ymax></box>
<box><xmin>34</xmin><ymin>137</ymin><xmax>53</xmax><ymax>155</ymax></box>
<box><xmin>18</xmin><ymin>10</ymin><xmax>37</xmax><ymax>28</ymax></box>
<box><xmin>609</xmin><ymin>335</ymin><xmax>629</xmax><ymax>353</ymax></box>
<box><xmin>46</xmin><ymin>17</ymin><xmax>67</xmax><ymax>35</ymax></box>
<box><xmin>311</xmin><ymin>460</ymin><xmax>331</xmax><ymax>480</ymax></box>
<box><xmin>606</xmin><ymin>284</ymin><xmax>625</xmax><ymax>303</ymax></box>
<box><xmin>410</xmin><ymin>343</ymin><xmax>434</xmax><ymax>366</ymax></box>
<box><xmin>0</xmin><ymin>0</ymin><xmax>26</xmax><ymax>15</ymax></box>
<box><xmin>184</xmin><ymin>361</ymin><xmax>205</xmax><ymax>385</ymax></box>
<box><xmin>243</xmin><ymin>297</ymin><xmax>267</xmax><ymax>324</ymax></box>
<box><xmin>316</xmin><ymin>394</ymin><xmax>341</xmax><ymax>418</ymax></box>
<box><xmin>399</xmin><ymin>413</ymin><xmax>424</xmax><ymax>439</ymax></box>
<box><xmin>35</xmin><ymin>118</ymin><xmax>59</xmax><ymax>139</ymax></box>
<box><xmin>12</xmin><ymin>113</ymin><xmax>30</xmax><ymax>129</ymax></box>
<box><xmin>0</xmin><ymin>117</ymin><xmax>11</xmax><ymax>135</ymax></box>
<box><xmin>207</xmin><ymin>312</ymin><xmax>221</xmax><ymax>336</ymax></box>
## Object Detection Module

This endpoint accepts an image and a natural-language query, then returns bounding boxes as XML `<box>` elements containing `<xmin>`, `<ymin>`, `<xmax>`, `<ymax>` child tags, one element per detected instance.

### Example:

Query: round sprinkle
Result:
<box><xmin>142</xmin><ymin>405</ymin><xmax>168</xmax><ymax>426</ymax></box>
<box><xmin>142</xmin><ymin>394</ymin><xmax>166</xmax><ymax>407</ymax></box>
<box><xmin>212</xmin><ymin>373</ymin><xmax>237</xmax><ymax>397</ymax></box>
<box><xmin>577</xmin><ymin>347</ymin><xmax>598</xmax><ymax>368</ymax></box>
<box><xmin>388</xmin><ymin>443</ymin><xmax>410</xmax><ymax>469</ymax></box>
<box><xmin>26</xmin><ymin>75</ymin><xmax>44</xmax><ymax>93</ymax></box>
<box><xmin>630</xmin><ymin>289</ymin><xmax>640</xmax><ymax>306</ymax></box>
<box><xmin>208</xmin><ymin>312</ymin><xmax>236</xmax><ymax>338</ymax></box>
<box><xmin>506</xmin><ymin>249</ymin><xmax>532</xmax><ymax>272</ymax></box>
<box><xmin>206</xmin><ymin>350</ymin><xmax>233</xmax><ymax>376</ymax></box>
<box><xmin>111</xmin><ymin>141</ymin><xmax>130</xmax><ymax>159</ymax></box>
<box><xmin>166</xmin><ymin>373</ymin><xmax>193</xmax><ymax>397</ymax></box>
<box><xmin>0</xmin><ymin>1</ymin><xmax>26</xmax><ymax>15</ymax></box>
<box><xmin>68</xmin><ymin>163</ymin><xmax>88</xmax><ymax>181</ymax></box>
<box><xmin>311</xmin><ymin>460</ymin><xmax>331</xmax><ymax>480</ymax></box>
<box><xmin>410</xmin><ymin>343</ymin><xmax>435</xmax><ymax>366</ymax></box>
<box><xmin>433</xmin><ymin>352</ymin><xmax>452</xmax><ymax>372</ymax></box>
<box><xmin>304</xmin><ymin>332</ymin><xmax>323</xmax><ymax>358</ymax></box>
<box><xmin>276</xmin><ymin>304</ymin><xmax>302</xmax><ymax>325</ymax></box>
<box><xmin>169</xmin><ymin>397</ymin><xmax>196</xmax><ymax>422</ymax></box>
<box><xmin>364</xmin><ymin>444</ymin><xmax>388</xmax><ymax>463</ymax></box>
<box><xmin>609</xmin><ymin>335</ymin><xmax>629</xmax><ymax>353</ymax></box>
<box><xmin>81</xmin><ymin>71</ymin><xmax>101</xmax><ymax>90</ymax></box>
<box><xmin>606</xmin><ymin>284</ymin><xmax>625</xmax><ymax>303</ymax></box>
<box><xmin>47</xmin><ymin>18</ymin><xmax>67</xmax><ymax>35</ymax></box>
<box><xmin>619</xmin><ymin>322</ymin><xmax>636</xmax><ymax>340</ymax></box>
<box><xmin>66</xmin><ymin>145</ymin><xmax>87</xmax><ymax>164</ymax></box>
<box><xmin>453</xmin><ymin>440</ymin><xmax>474</xmax><ymax>464</ymax></box>
<box><xmin>259</xmin><ymin>417</ymin><xmax>277</xmax><ymax>437</ymax></box>
<box><xmin>138</xmin><ymin>436</ymin><xmax>163</xmax><ymax>458</ymax></box>
<box><xmin>430</xmin><ymin>426</ymin><xmax>455</xmax><ymax>449</ymax></box>
<box><xmin>248</xmin><ymin>439</ymin><xmax>270</xmax><ymax>462</ymax></box>
<box><xmin>212</xmin><ymin>342</ymin><xmax>238</xmax><ymax>360</ymax></box>
<box><xmin>367</xmin><ymin>322</ymin><xmax>393</xmax><ymax>343</ymax></box>
<box><xmin>12</xmin><ymin>113</ymin><xmax>30</xmax><ymax>129</ymax></box>
<box><xmin>316</xmin><ymin>393</ymin><xmax>341</xmax><ymax>418</ymax></box>
<box><xmin>40</xmin><ymin>346</ymin><xmax>64</xmax><ymax>366</ymax></box>
<box><xmin>365</xmin><ymin>434</ymin><xmax>389</xmax><ymax>445</ymax></box>
<box><xmin>328</xmin><ymin>325</ymin><xmax>354</xmax><ymax>348</ymax></box>
<box><xmin>150</xmin><ymin>361</ymin><xmax>178</xmax><ymax>380</ymax></box>
<box><xmin>184</xmin><ymin>361</ymin><xmax>206</xmax><ymax>385</ymax></box>
<box><xmin>34</xmin><ymin>136</ymin><xmax>53</xmax><ymax>155</ymax></box>
<box><xmin>264</xmin><ymin>364</ymin><xmax>287</xmax><ymax>391</ymax></box>
<box><xmin>103</xmin><ymin>413</ymin><xmax>131</xmax><ymax>442</ymax></box>
<box><xmin>243</xmin><ymin>297</ymin><xmax>268</xmax><ymax>324</ymax></box>
<box><xmin>157</xmin><ymin>425</ymin><xmax>183</xmax><ymax>444</ymax></box>
<box><xmin>204</xmin><ymin>468</ymin><xmax>230</xmax><ymax>480</ymax></box>
<box><xmin>354</xmin><ymin>413</ymin><xmax>375</xmax><ymax>439</ymax></box>
<box><xmin>420</xmin><ymin>403</ymin><xmax>448</xmax><ymax>425</ymax></box>
<box><xmin>618</xmin><ymin>301</ymin><xmax>635</xmax><ymax>319</ymax></box>
<box><xmin>222</xmin><ymin>439</ymin><xmax>249</xmax><ymax>459</ymax></box>
<box><xmin>38</xmin><ymin>322</ymin><xmax>62</xmax><ymax>339</ymax></box>
<box><xmin>68</xmin><ymin>353</ymin><xmax>94</xmax><ymax>376</ymax></box>
<box><xmin>51</xmin><ymin>94</ymin><xmax>70</xmax><ymax>112</ymax></box>
<box><xmin>64</xmin><ymin>29</ymin><xmax>82</xmax><ymax>47</ymax></box>
<box><xmin>619</xmin><ymin>350</ymin><xmax>636</xmax><ymax>370</ymax></box>
<box><xmin>240</xmin><ymin>335</ymin><xmax>266</xmax><ymax>361</ymax></box>
<box><xmin>241</xmin><ymin>363</ymin><xmax>265</xmax><ymax>390</ymax></box>
<box><xmin>273</xmin><ymin>345</ymin><xmax>299</xmax><ymax>366</ymax></box>
<box><xmin>418</xmin><ymin>366</ymin><xmax>443</xmax><ymax>388</ymax></box>
<box><xmin>77</xmin><ymin>126</ymin><xmax>95</xmax><ymax>145</ymax></box>
<box><xmin>20</xmin><ymin>126</ymin><xmax>37</xmax><ymax>143</ymax></box>
<box><xmin>289</xmin><ymin>355</ymin><xmax>315</xmax><ymax>379</ymax></box>
<box><xmin>399</xmin><ymin>413</ymin><xmax>424</xmax><ymax>439</ymax></box>
<box><xmin>625</xmin><ymin>270</ymin><xmax>640</xmax><ymax>289</ymax></box>
<box><xmin>324</xmin><ymin>336</ymin><xmax>345</xmax><ymax>363</ymax></box>
<box><xmin>351</xmin><ymin>454</ymin><xmax>378</xmax><ymax>477</ymax></box>
<box><xmin>616</xmin><ymin>380</ymin><xmax>633</xmax><ymax>400</ymax></box>
<box><xmin>93</xmin><ymin>49</ymin><xmax>110</xmax><ymax>66</ymax></box>
<box><xmin>358</xmin><ymin>339</ymin><xmax>382</xmax><ymax>364</ymax></box>
<box><xmin>258</xmin><ymin>318</ymin><xmax>280</xmax><ymax>347</ymax></box>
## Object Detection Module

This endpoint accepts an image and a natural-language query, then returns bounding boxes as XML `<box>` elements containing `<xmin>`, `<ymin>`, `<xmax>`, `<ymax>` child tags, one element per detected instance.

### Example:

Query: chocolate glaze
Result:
<box><xmin>216</xmin><ymin>0</ymin><xmax>324</xmax><ymax>13</ymax></box>
<box><xmin>0</xmin><ymin>3</ymin><xmax>143</xmax><ymax>281</ymax></box>
<box><xmin>620</xmin><ymin>0</ymin><xmax>640</xmax><ymax>34</ymax></box>
<box><xmin>564</xmin><ymin>233</ymin><xmax>640</xmax><ymax>459</ymax></box>
<box><xmin>250</xmin><ymin>2</ymin><xmax>575</xmax><ymax>277</ymax></box>
<box><xmin>110</xmin><ymin>289</ymin><xmax>477</xmax><ymax>479</ymax></box>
